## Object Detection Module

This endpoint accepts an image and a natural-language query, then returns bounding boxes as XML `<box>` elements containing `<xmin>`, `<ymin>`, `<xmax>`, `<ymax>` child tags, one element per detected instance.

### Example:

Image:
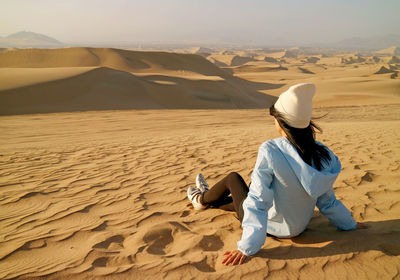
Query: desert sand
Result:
<box><xmin>0</xmin><ymin>47</ymin><xmax>400</xmax><ymax>279</ymax></box>
<box><xmin>1</xmin><ymin>47</ymin><xmax>400</xmax><ymax>115</ymax></box>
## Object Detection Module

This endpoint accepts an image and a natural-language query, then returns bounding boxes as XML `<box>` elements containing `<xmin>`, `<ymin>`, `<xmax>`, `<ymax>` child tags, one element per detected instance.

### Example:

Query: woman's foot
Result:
<box><xmin>196</xmin><ymin>173</ymin><xmax>209</xmax><ymax>193</ymax></box>
<box><xmin>187</xmin><ymin>186</ymin><xmax>206</xmax><ymax>210</ymax></box>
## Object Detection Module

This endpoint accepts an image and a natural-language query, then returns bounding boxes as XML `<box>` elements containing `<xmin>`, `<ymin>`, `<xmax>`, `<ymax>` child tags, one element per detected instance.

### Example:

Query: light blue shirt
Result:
<box><xmin>237</xmin><ymin>137</ymin><xmax>357</xmax><ymax>256</ymax></box>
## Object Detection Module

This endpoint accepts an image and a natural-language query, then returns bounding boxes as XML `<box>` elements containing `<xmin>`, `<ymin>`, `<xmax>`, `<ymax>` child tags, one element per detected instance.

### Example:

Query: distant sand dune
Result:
<box><xmin>230</xmin><ymin>55</ymin><xmax>257</xmax><ymax>66</ymax></box>
<box><xmin>231</xmin><ymin>65</ymin><xmax>288</xmax><ymax>73</ymax></box>
<box><xmin>376</xmin><ymin>46</ymin><xmax>400</xmax><ymax>56</ymax></box>
<box><xmin>0</xmin><ymin>48</ymin><xmax>278</xmax><ymax>115</ymax></box>
<box><xmin>227</xmin><ymin>52</ymin><xmax>400</xmax><ymax>106</ymax></box>
<box><xmin>264</xmin><ymin>56</ymin><xmax>279</xmax><ymax>63</ymax></box>
<box><xmin>1</xmin><ymin>47</ymin><xmax>400</xmax><ymax>115</ymax></box>
<box><xmin>265</xmin><ymin>51</ymin><xmax>286</xmax><ymax>58</ymax></box>
<box><xmin>0</xmin><ymin>65</ymin><xmax>277</xmax><ymax>115</ymax></box>
<box><xmin>207</xmin><ymin>57</ymin><xmax>228</xmax><ymax>67</ymax></box>
<box><xmin>206</xmin><ymin>54</ymin><xmax>257</xmax><ymax>67</ymax></box>
<box><xmin>375</xmin><ymin>66</ymin><xmax>396</xmax><ymax>74</ymax></box>
<box><xmin>389</xmin><ymin>56</ymin><xmax>400</xmax><ymax>64</ymax></box>
<box><xmin>297</xmin><ymin>67</ymin><xmax>315</xmax><ymax>74</ymax></box>
<box><xmin>283</xmin><ymin>50</ymin><xmax>298</xmax><ymax>58</ymax></box>
<box><xmin>0</xmin><ymin>47</ymin><xmax>228</xmax><ymax>76</ymax></box>
<box><xmin>341</xmin><ymin>55</ymin><xmax>366</xmax><ymax>64</ymax></box>
<box><xmin>366</xmin><ymin>56</ymin><xmax>381</xmax><ymax>63</ymax></box>
<box><xmin>305</xmin><ymin>56</ymin><xmax>320</xmax><ymax>63</ymax></box>
<box><xmin>189</xmin><ymin>46</ymin><xmax>213</xmax><ymax>55</ymax></box>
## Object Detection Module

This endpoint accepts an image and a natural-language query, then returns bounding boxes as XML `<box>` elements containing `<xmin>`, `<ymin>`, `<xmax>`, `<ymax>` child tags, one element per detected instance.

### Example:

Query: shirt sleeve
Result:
<box><xmin>237</xmin><ymin>145</ymin><xmax>274</xmax><ymax>256</ymax></box>
<box><xmin>316</xmin><ymin>188</ymin><xmax>357</xmax><ymax>230</ymax></box>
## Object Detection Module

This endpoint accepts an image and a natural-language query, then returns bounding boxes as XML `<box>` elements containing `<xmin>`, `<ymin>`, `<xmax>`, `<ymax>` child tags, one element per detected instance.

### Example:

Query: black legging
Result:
<box><xmin>200</xmin><ymin>172</ymin><xmax>249</xmax><ymax>222</ymax></box>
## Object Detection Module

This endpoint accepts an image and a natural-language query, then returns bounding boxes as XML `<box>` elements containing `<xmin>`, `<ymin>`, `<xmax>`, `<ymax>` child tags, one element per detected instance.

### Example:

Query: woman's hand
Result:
<box><xmin>222</xmin><ymin>250</ymin><xmax>247</xmax><ymax>265</ymax></box>
<box><xmin>356</xmin><ymin>222</ymin><xmax>368</xmax><ymax>229</ymax></box>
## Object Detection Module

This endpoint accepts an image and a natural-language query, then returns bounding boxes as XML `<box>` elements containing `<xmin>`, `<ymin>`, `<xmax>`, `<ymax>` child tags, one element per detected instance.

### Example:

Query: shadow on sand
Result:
<box><xmin>258</xmin><ymin>219</ymin><xmax>400</xmax><ymax>259</ymax></box>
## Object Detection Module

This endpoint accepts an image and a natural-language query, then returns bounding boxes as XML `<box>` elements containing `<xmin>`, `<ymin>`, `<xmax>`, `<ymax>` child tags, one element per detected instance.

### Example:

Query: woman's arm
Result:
<box><xmin>316</xmin><ymin>188</ymin><xmax>357</xmax><ymax>230</ymax></box>
<box><xmin>234</xmin><ymin>145</ymin><xmax>274</xmax><ymax>258</ymax></box>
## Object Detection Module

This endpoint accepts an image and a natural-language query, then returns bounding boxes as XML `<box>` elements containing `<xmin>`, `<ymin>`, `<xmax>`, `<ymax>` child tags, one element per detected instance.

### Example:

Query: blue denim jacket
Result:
<box><xmin>237</xmin><ymin>137</ymin><xmax>357</xmax><ymax>256</ymax></box>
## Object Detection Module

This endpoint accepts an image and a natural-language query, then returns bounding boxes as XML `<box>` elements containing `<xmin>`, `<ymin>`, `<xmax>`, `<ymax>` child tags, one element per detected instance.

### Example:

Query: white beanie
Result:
<box><xmin>274</xmin><ymin>83</ymin><xmax>316</xmax><ymax>128</ymax></box>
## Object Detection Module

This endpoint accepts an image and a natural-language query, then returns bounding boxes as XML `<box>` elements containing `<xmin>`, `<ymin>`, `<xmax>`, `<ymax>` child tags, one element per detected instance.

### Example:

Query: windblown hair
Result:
<box><xmin>269</xmin><ymin>105</ymin><xmax>331</xmax><ymax>171</ymax></box>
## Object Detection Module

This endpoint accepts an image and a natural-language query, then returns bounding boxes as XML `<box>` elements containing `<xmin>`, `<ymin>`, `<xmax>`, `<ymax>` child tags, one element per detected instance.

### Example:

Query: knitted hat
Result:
<box><xmin>274</xmin><ymin>83</ymin><xmax>316</xmax><ymax>128</ymax></box>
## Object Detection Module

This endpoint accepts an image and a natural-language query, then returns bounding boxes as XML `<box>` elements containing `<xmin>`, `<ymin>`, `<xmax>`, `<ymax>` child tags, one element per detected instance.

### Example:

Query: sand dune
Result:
<box><xmin>283</xmin><ymin>50</ymin><xmax>298</xmax><ymax>58</ymax></box>
<box><xmin>230</xmin><ymin>65</ymin><xmax>288</xmax><ymax>73</ymax></box>
<box><xmin>389</xmin><ymin>56</ymin><xmax>400</xmax><ymax>64</ymax></box>
<box><xmin>0</xmin><ymin>67</ymin><xmax>96</xmax><ymax>91</ymax></box>
<box><xmin>207</xmin><ymin>57</ymin><xmax>228</xmax><ymax>67</ymax></box>
<box><xmin>391</xmin><ymin>72</ymin><xmax>399</xmax><ymax>79</ymax></box>
<box><xmin>263</xmin><ymin>56</ymin><xmax>280</xmax><ymax>63</ymax></box>
<box><xmin>341</xmin><ymin>55</ymin><xmax>366</xmax><ymax>64</ymax></box>
<box><xmin>375</xmin><ymin>66</ymin><xmax>396</xmax><ymax>74</ymax></box>
<box><xmin>229</xmin><ymin>53</ymin><xmax>400</xmax><ymax>106</ymax></box>
<box><xmin>0</xmin><ymin>105</ymin><xmax>399</xmax><ymax>279</ymax></box>
<box><xmin>376</xmin><ymin>46</ymin><xmax>400</xmax><ymax>56</ymax></box>
<box><xmin>189</xmin><ymin>46</ymin><xmax>213</xmax><ymax>56</ymax></box>
<box><xmin>207</xmin><ymin>53</ymin><xmax>270</xmax><ymax>67</ymax></box>
<box><xmin>3</xmin><ymin>47</ymin><xmax>398</xmax><ymax>116</ymax></box>
<box><xmin>297</xmin><ymin>67</ymin><xmax>315</xmax><ymax>74</ymax></box>
<box><xmin>230</xmin><ymin>55</ymin><xmax>257</xmax><ymax>66</ymax></box>
<box><xmin>304</xmin><ymin>56</ymin><xmax>320</xmax><ymax>63</ymax></box>
<box><xmin>265</xmin><ymin>51</ymin><xmax>286</xmax><ymax>59</ymax></box>
<box><xmin>0</xmin><ymin>66</ymin><xmax>278</xmax><ymax>115</ymax></box>
<box><xmin>0</xmin><ymin>47</ymin><xmax>229</xmax><ymax>76</ymax></box>
<box><xmin>0</xmin><ymin>48</ymin><xmax>278</xmax><ymax>115</ymax></box>
<box><xmin>367</xmin><ymin>56</ymin><xmax>381</xmax><ymax>63</ymax></box>
<box><xmin>218</xmin><ymin>49</ymin><xmax>235</xmax><ymax>55</ymax></box>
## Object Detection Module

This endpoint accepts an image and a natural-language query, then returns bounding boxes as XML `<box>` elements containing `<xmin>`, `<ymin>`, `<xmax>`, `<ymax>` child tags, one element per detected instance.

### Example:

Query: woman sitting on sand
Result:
<box><xmin>187</xmin><ymin>83</ymin><xmax>366</xmax><ymax>266</ymax></box>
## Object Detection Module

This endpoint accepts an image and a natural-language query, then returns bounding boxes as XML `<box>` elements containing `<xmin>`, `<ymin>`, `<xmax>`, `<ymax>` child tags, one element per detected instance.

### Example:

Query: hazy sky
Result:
<box><xmin>1</xmin><ymin>0</ymin><xmax>399</xmax><ymax>46</ymax></box>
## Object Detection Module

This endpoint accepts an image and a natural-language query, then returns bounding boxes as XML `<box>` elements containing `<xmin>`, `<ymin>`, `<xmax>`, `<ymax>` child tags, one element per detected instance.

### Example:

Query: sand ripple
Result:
<box><xmin>0</xmin><ymin>107</ymin><xmax>399</xmax><ymax>279</ymax></box>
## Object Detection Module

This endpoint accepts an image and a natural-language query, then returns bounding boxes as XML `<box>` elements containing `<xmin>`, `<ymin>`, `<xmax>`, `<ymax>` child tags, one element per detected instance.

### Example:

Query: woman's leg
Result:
<box><xmin>200</xmin><ymin>172</ymin><xmax>249</xmax><ymax>221</ymax></box>
<box><xmin>207</xmin><ymin>196</ymin><xmax>235</xmax><ymax>212</ymax></box>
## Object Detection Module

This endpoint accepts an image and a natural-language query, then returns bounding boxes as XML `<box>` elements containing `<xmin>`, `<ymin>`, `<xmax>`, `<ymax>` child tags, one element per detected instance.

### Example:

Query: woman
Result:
<box><xmin>187</xmin><ymin>83</ymin><xmax>366</xmax><ymax>266</ymax></box>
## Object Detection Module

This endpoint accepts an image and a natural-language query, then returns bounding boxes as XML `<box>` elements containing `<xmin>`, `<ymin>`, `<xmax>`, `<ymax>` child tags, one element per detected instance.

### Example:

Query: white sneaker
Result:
<box><xmin>195</xmin><ymin>173</ymin><xmax>209</xmax><ymax>194</ymax></box>
<box><xmin>187</xmin><ymin>186</ymin><xmax>206</xmax><ymax>210</ymax></box>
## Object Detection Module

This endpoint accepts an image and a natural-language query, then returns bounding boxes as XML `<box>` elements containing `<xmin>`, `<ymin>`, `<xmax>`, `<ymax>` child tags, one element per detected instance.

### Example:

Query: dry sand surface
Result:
<box><xmin>1</xmin><ymin>105</ymin><xmax>400</xmax><ymax>279</ymax></box>
<box><xmin>0</xmin><ymin>47</ymin><xmax>400</xmax><ymax>279</ymax></box>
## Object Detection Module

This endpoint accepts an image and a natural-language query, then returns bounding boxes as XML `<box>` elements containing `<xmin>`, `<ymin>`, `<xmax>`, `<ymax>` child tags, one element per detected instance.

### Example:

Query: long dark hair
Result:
<box><xmin>269</xmin><ymin>105</ymin><xmax>331</xmax><ymax>171</ymax></box>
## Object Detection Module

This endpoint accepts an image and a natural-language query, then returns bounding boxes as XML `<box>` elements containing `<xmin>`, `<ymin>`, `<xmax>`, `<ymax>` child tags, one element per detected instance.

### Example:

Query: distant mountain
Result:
<box><xmin>0</xmin><ymin>31</ymin><xmax>64</xmax><ymax>48</ymax></box>
<box><xmin>331</xmin><ymin>34</ymin><xmax>400</xmax><ymax>50</ymax></box>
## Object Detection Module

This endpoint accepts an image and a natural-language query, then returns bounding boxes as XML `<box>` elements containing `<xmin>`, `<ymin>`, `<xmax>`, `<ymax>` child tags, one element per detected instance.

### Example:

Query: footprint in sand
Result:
<box><xmin>143</xmin><ymin>228</ymin><xmax>173</xmax><ymax>255</ymax></box>
<box><xmin>198</xmin><ymin>235</ymin><xmax>224</xmax><ymax>251</ymax></box>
